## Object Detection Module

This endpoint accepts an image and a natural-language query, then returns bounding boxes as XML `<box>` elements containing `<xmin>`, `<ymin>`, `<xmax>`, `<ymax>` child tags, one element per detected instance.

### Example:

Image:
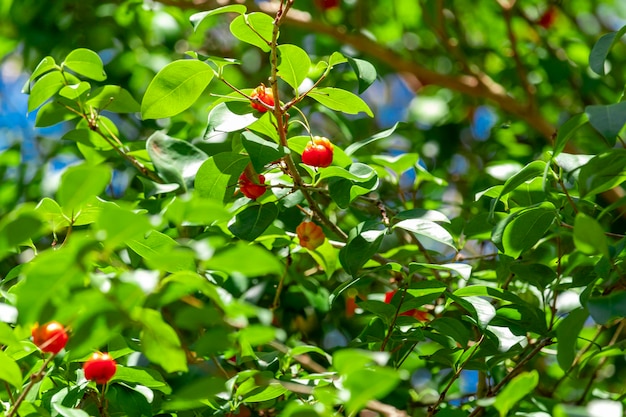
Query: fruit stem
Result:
<box><xmin>268</xmin><ymin>0</ymin><xmax>347</xmax><ymax>241</ymax></box>
<box><xmin>7</xmin><ymin>354</ymin><xmax>56</xmax><ymax>417</ymax></box>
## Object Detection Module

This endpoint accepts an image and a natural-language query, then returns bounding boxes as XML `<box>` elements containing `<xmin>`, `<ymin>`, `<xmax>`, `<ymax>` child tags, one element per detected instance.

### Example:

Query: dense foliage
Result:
<box><xmin>1</xmin><ymin>1</ymin><xmax>626</xmax><ymax>416</ymax></box>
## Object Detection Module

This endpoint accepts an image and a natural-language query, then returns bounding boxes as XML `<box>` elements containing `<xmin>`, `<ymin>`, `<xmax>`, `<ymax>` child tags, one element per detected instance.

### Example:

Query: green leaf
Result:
<box><xmin>205</xmin><ymin>101</ymin><xmax>259</xmax><ymax>139</ymax></box>
<box><xmin>245</xmin><ymin>383</ymin><xmax>288</xmax><ymax>402</ymax></box>
<box><xmin>556</xmin><ymin>308</ymin><xmax>588</xmax><ymax>371</ymax></box>
<box><xmin>112</xmin><ymin>366</ymin><xmax>172</xmax><ymax>394</ymax></box>
<box><xmin>95</xmin><ymin>205</ymin><xmax>152</xmax><ymax>250</ymax></box>
<box><xmin>493</xmin><ymin>371</ymin><xmax>538</xmax><ymax>417</ymax></box>
<box><xmin>0</xmin><ymin>350</ymin><xmax>22</xmax><ymax>388</ymax></box>
<box><xmin>241</xmin><ymin>131</ymin><xmax>287</xmax><ymax>173</ymax></box>
<box><xmin>59</xmin><ymin>81</ymin><xmax>90</xmax><ymax>100</ymax></box>
<box><xmin>343</xmin><ymin>367</ymin><xmax>400</xmax><ymax>415</ymax></box>
<box><xmin>586</xmin><ymin>291</ymin><xmax>626</xmax><ymax>324</ymax></box>
<box><xmin>28</xmin><ymin>71</ymin><xmax>66</xmax><ymax>112</ymax></box>
<box><xmin>499</xmin><ymin>161</ymin><xmax>547</xmax><ymax>200</ymax></box>
<box><xmin>190</xmin><ymin>5</ymin><xmax>247</xmax><ymax>31</ymax></box>
<box><xmin>394</xmin><ymin>208</ymin><xmax>450</xmax><ymax>223</ymax></box>
<box><xmin>141</xmin><ymin>60</ymin><xmax>214</xmax><ymax>119</ymax></box>
<box><xmin>0</xmin><ymin>206</ymin><xmax>43</xmax><ymax>258</ymax></box>
<box><xmin>589</xmin><ymin>25</ymin><xmax>626</xmax><ymax>75</ymax></box>
<box><xmin>573</xmin><ymin>212</ymin><xmax>609</xmax><ymax>258</ymax></box>
<box><xmin>35</xmin><ymin>99</ymin><xmax>81</xmax><ymax>127</ymax></box>
<box><xmin>347</xmin><ymin>57</ymin><xmax>377</xmax><ymax>94</ymax></box>
<box><xmin>204</xmin><ymin>242</ymin><xmax>283</xmax><ymax>276</ymax></box>
<box><xmin>53</xmin><ymin>403</ymin><xmax>91</xmax><ymax>417</ymax></box>
<box><xmin>135</xmin><ymin>308</ymin><xmax>188</xmax><ymax>373</ymax></box>
<box><xmin>195</xmin><ymin>152</ymin><xmax>249</xmax><ymax>203</ymax></box>
<box><xmin>410</xmin><ymin>262</ymin><xmax>471</xmax><ymax>280</ymax></box>
<box><xmin>229</xmin><ymin>13</ymin><xmax>274</xmax><ymax>52</ymax></box>
<box><xmin>24</xmin><ymin>56</ymin><xmax>57</xmax><ymax>90</ymax></box>
<box><xmin>127</xmin><ymin>230</ymin><xmax>196</xmax><ymax>273</ymax></box>
<box><xmin>578</xmin><ymin>149</ymin><xmax>626</xmax><ymax>197</ymax></box>
<box><xmin>317</xmin><ymin>163</ymin><xmax>377</xmax><ymax>183</ymax></box>
<box><xmin>554</xmin><ymin>113</ymin><xmax>588</xmax><ymax>156</ymax></box>
<box><xmin>509</xmin><ymin>262</ymin><xmax>556</xmax><ymax>289</ymax></box>
<box><xmin>57</xmin><ymin>164</ymin><xmax>112</xmax><ymax>216</ymax></box>
<box><xmin>585</xmin><ymin>102</ymin><xmax>626</xmax><ymax>144</ymax></box>
<box><xmin>278</xmin><ymin>44</ymin><xmax>311</xmax><ymax>91</ymax></box>
<box><xmin>448</xmin><ymin>294</ymin><xmax>496</xmax><ymax>329</ymax></box>
<box><xmin>146</xmin><ymin>131</ymin><xmax>208</xmax><ymax>191</ymax></box>
<box><xmin>63</xmin><ymin>48</ymin><xmax>106</xmax><ymax>81</ymax></box>
<box><xmin>492</xmin><ymin>202</ymin><xmax>556</xmax><ymax>258</ymax></box>
<box><xmin>87</xmin><ymin>85</ymin><xmax>140</xmax><ymax>113</ymax></box>
<box><xmin>228</xmin><ymin>203</ymin><xmax>279</xmax><ymax>241</ymax></box>
<box><xmin>344</xmin><ymin>123</ymin><xmax>398</xmax><ymax>156</ymax></box>
<box><xmin>393</xmin><ymin>219</ymin><xmax>456</xmax><ymax>252</ymax></box>
<box><xmin>339</xmin><ymin>221</ymin><xmax>386</xmax><ymax>276</ymax></box>
<box><xmin>308</xmin><ymin>87</ymin><xmax>373</xmax><ymax>117</ymax></box>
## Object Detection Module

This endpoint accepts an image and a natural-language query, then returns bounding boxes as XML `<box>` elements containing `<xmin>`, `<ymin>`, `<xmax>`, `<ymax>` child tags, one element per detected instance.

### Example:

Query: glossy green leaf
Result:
<box><xmin>394</xmin><ymin>208</ymin><xmax>450</xmax><ymax>223</ymax></box>
<box><xmin>112</xmin><ymin>366</ymin><xmax>172</xmax><ymax>394</ymax></box>
<box><xmin>585</xmin><ymin>102</ymin><xmax>626</xmax><ymax>144</ymax></box>
<box><xmin>493</xmin><ymin>371</ymin><xmax>538</xmax><ymax>417</ymax></box>
<box><xmin>135</xmin><ymin>308</ymin><xmax>188</xmax><ymax>373</ymax></box>
<box><xmin>195</xmin><ymin>152</ymin><xmax>249</xmax><ymax>203</ymax></box>
<box><xmin>499</xmin><ymin>161</ymin><xmax>547</xmax><ymax>200</ymax></box>
<box><xmin>589</xmin><ymin>25</ymin><xmax>626</xmax><ymax>75</ymax></box>
<box><xmin>228</xmin><ymin>203</ymin><xmax>279</xmax><ymax>241</ymax></box>
<box><xmin>59</xmin><ymin>81</ymin><xmax>90</xmax><ymax>100</ymax></box>
<box><xmin>0</xmin><ymin>322</ymin><xmax>19</xmax><ymax>346</ymax></box>
<box><xmin>36</xmin><ymin>197</ymin><xmax>70</xmax><ymax>232</ymax></box>
<box><xmin>492</xmin><ymin>202</ymin><xmax>556</xmax><ymax>258</ymax></box>
<box><xmin>0</xmin><ymin>350</ymin><xmax>22</xmax><ymax>388</ymax></box>
<box><xmin>586</xmin><ymin>291</ymin><xmax>626</xmax><ymax>324</ymax></box>
<box><xmin>28</xmin><ymin>70</ymin><xmax>66</xmax><ymax>112</ymax></box>
<box><xmin>24</xmin><ymin>56</ymin><xmax>57</xmax><ymax>89</ymax></box>
<box><xmin>57</xmin><ymin>164</ymin><xmax>112</xmax><ymax>217</ymax></box>
<box><xmin>53</xmin><ymin>404</ymin><xmax>91</xmax><ymax>417</ymax></box>
<box><xmin>410</xmin><ymin>262</ymin><xmax>471</xmax><ymax>280</ymax></box>
<box><xmin>308</xmin><ymin>87</ymin><xmax>373</xmax><ymax>117</ymax></box>
<box><xmin>190</xmin><ymin>5</ymin><xmax>247</xmax><ymax>30</ymax></box>
<box><xmin>141</xmin><ymin>60</ymin><xmax>214</xmax><ymax>119</ymax></box>
<box><xmin>278</xmin><ymin>44</ymin><xmax>311</xmax><ymax>91</ymax></box>
<box><xmin>347</xmin><ymin>57</ymin><xmax>377</xmax><ymax>93</ymax></box>
<box><xmin>573</xmin><ymin>212</ymin><xmax>609</xmax><ymax>258</ymax></box>
<box><xmin>204</xmin><ymin>242</ymin><xmax>283</xmax><ymax>276</ymax></box>
<box><xmin>344</xmin><ymin>367</ymin><xmax>400</xmax><ymax>415</ymax></box>
<box><xmin>554</xmin><ymin>113</ymin><xmax>588</xmax><ymax>156</ymax></box>
<box><xmin>245</xmin><ymin>383</ymin><xmax>288</xmax><ymax>402</ymax></box>
<box><xmin>509</xmin><ymin>262</ymin><xmax>556</xmax><ymax>289</ymax></box>
<box><xmin>87</xmin><ymin>85</ymin><xmax>140</xmax><ymax>113</ymax></box>
<box><xmin>578</xmin><ymin>149</ymin><xmax>626</xmax><ymax>197</ymax></box>
<box><xmin>63</xmin><ymin>48</ymin><xmax>106</xmax><ymax>81</ymax></box>
<box><xmin>35</xmin><ymin>99</ymin><xmax>81</xmax><ymax>127</ymax></box>
<box><xmin>344</xmin><ymin>123</ymin><xmax>398</xmax><ymax>156</ymax></box>
<box><xmin>146</xmin><ymin>131</ymin><xmax>208</xmax><ymax>191</ymax></box>
<box><xmin>556</xmin><ymin>308</ymin><xmax>588</xmax><ymax>371</ymax></box>
<box><xmin>448</xmin><ymin>294</ymin><xmax>496</xmax><ymax>329</ymax></box>
<box><xmin>230</xmin><ymin>13</ymin><xmax>274</xmax><ymax>52</ymax></box>
<box><xmin>241</xmin><ymin>131</ymin><xmax>287</xmax><ymax>173</ymax></box>
<box><xmin>95</xmin><ymin>205</ymin><xmax>152</xmax><ymax>250</ymax></box>
<box><xmin>164</xmin><ymin>194</ymin><xmax>231</xmax><ymax>226</ymax></box>
<box><xmin>339</xmin><ymin>221</ymin><xmax>386</xmax><ymax>276</ymax></box>
<box><xmin>62</xmin><ymin>128</ymin><xmax>113</xmax><ymax>150</ymax></box>
<box><xmin>127</xmin><ymin>230</ymin><xmax>196</xmax><ymax>273</ymax></box>
<box><xmin>317</xmin><ymin>163</ymin><xmax>377</xmax><ymax>183</ymax></box>
<box><xmin>205</xmin><ymin>101</ymin><xmax>259</xmax><ymax>139</ymax></box>
<box><xmin>393</xmin><ymin>219</ymin><xmax>456</xmax><ymax>252</ymax></box>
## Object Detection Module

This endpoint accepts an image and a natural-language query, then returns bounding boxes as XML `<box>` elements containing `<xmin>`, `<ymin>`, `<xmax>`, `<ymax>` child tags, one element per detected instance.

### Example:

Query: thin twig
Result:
<box><xmin>7</xmin><ymin>354</ymin><xmax>56</xmax><ymax>417</ymax></box>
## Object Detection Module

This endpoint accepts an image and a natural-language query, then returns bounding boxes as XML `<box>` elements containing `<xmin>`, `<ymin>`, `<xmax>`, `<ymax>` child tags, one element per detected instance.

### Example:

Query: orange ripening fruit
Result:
<box><xmin>250</xmin><ymin>85</ymin><xmax>275</xmax><ymax>112</ymax></box>
<box><xmin>301</xmin><ymin>136</ymin><xmax>334</xmax><ymax>168</ymax></box>
<box><xmin>83</xmin><ymin>352</ymin><xmax>117</xmax><ymax>384</ymax></box>
<box><xmin>31</xmin><ymin>321</ymin><xmax>69</xmax><ymax>354</ymax></box>
<box><xmin>296</xmin><ymin>221</ymin><xmax>325</xmax><ymax>250</ymax></box>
